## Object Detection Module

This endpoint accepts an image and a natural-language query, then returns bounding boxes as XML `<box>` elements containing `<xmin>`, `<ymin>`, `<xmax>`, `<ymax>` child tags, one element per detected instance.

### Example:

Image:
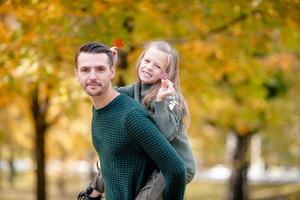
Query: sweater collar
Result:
<box><xmin>92</xmin><ymin>94</ymin><xmax>123</xmax><ymax>114</ymax></box>
<box><xmin>140</xmin><ymin>83</ymin><xmax>152</xmax><ymax>100</ymax></box>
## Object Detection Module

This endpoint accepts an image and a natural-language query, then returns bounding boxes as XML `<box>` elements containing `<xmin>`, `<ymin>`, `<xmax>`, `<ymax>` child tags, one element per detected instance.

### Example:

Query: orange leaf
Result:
<box><xmin>112</xmin><ymin>39</ymin><xmax>124</xmax><ymax>48</ymax></box>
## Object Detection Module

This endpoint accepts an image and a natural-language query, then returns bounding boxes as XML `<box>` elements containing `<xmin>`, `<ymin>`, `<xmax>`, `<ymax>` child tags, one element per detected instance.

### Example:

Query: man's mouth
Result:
<box><xmin>86</xmin><ymin>83</ymin><xmax>101</xmax><ymax>89</ymax></box>
<box><xmin>86</xmin><ymin>81</ymin><xmax>101</xmax><ymax>86</ymax></box>
<box><xmin>87</xmin><ymin>84</ymin><xmax>100</xmax><ymax>86</ymax></box>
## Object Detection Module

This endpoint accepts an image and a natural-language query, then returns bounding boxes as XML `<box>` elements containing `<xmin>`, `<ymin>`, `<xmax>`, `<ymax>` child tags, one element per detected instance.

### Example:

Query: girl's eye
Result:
<box><xmin>144</xmin><ymin>59</ymin><xmax>150</xmax><ymax>63</ymax></box>
<box><xmin>155</xmin><ymin>65</ymin><xmax>161</xmax><ymax>69</ymax></box>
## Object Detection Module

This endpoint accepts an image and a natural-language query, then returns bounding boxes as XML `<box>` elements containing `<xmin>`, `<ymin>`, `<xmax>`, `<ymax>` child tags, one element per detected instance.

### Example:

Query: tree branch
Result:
<box><xmin>161</xmin><ymin>9</ymin><xmax>264</xmax><ymax>45</ymax></box>
<box><xmin>47</xmin><ymin>113</ymin><xmax>62</xmax><ymax>127</ymax></box>
<box><xmin>204</xmin><ymin>9</ymin><xmax>263</xmax><ymax>39</ymax></box>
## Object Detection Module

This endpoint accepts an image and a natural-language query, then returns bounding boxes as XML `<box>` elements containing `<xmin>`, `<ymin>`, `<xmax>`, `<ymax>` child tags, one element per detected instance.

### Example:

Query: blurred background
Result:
<box><xmin>0</xmin><ymin>0</ymin><xmax>300</xmax><ymax>200</ymax></box>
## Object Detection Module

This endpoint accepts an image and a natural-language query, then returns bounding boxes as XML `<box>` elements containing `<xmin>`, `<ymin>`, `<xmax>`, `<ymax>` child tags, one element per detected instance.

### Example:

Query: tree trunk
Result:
<box><xmin>8</xmin><ymin>150</ymin><xmax>16</xmax><ymax>188</ymax></box>
<box><xmin>57</xmin><ymin>146</ymin><xmax>67</xmax><ymax>196</ymax></box>
<box><xmin>35</xmin><ymin>125</ymin><xmax>46</xmax><ymax>200</ymax></box>
<box><xmin>116</xmin><ymin>49</ymin><xmax>128</xmax><ymax>87</ymax></box>
<box><xmin>57</xmin><ymin>161</ymin><xmax>66</xmax><ymax>196</ymax></box>
<box><xmin>227</xmin><ymin>133</ymin><xmax>251</xmax><ymax>200</ymax></box>
<box><xmin>30</xmin><ymin>85</ymin><xmax>49</xmax><ymax>200</ymax></box>
<box><xmin>0</xmin><ymin>150</ymin><xmax>2</xmax><ymax>190</ymax></box>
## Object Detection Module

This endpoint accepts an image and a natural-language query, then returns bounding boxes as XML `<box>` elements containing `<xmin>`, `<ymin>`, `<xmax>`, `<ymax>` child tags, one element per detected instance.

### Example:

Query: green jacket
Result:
<box><xmin>117</xmin><ymin>83</ymin><xmax>197</xmax><ymax>183</ymax></box>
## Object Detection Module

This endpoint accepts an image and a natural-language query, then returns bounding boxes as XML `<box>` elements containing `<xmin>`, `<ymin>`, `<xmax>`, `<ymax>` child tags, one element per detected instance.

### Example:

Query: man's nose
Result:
<box><xmin>89</xmin><ymin>70</ymin><xmax>98</xmax><ymax>79</ymax></box>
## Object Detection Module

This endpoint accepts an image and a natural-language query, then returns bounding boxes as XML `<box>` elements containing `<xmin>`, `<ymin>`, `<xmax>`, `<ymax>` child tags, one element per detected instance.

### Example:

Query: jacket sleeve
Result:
<box><xmin>151</xmin><ymin>92</ymin><xmax>183</xmax><ymax>141</ymax></box>
<box><xmin>125</xmin><ymin>109</ymin><xmax>186</xmax><ymax>200</ymax></box>
<box><xmin>152</xmin><ymin>93</ymin><xmax>197</xmax><ymax>183</ymax></box>
<box><xmin>115</xmin><ymin>84</ymin><xmax>135</xmax><ymax>98</ymax></box>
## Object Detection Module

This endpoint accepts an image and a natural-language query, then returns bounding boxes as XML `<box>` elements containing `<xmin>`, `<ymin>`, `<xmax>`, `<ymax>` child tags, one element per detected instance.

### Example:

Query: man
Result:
<box><xmin>75</xmin><ymin>41</ymin><xmax>186</xmax><ymax>200</ymax></box>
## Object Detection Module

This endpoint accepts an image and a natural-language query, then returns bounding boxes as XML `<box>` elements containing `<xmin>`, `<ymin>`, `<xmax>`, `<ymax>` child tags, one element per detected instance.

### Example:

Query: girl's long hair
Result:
<box><xmin>135</xmin><ymin>40</ymin><xmax>190</xmax><ymax>128</ymax></box>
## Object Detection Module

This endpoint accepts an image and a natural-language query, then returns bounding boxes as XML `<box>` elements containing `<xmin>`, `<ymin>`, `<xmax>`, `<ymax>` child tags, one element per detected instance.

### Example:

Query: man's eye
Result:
<box><xmin>81</xmin><ymin>68</ymin><xmax>89</xmax><ymax>72</ymax></box>
<box><xmin>144</xmin><ymin>59</ymin><xmax>150</xmax><ymax>63</ymax></box>
<box><xmin>155</xmin><ymin>65</ymin><xmax>161</xmax><ymax>69</ymax></box>
<box><xmin>96</xmin><ymin>68</ymin><xmax>105</xmax><ymax>72</ymax></box>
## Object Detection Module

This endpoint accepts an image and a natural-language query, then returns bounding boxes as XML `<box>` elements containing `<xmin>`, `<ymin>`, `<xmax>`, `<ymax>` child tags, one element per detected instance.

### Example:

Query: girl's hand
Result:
<box><xmin>156</xmin><ymin>79</ymin><xmax>175</xmax><ymax>101</ymax></box>
<box><xmin>89</xmin><ymin>189</ymin><xmax>102</xmax><ymax>198</ymax></box>
<box><xmin>101</xmin><ymin>192</ymin><xmax>106</xmax><ymax>200</ymax></box>
<box><xmin>110</xmin><ymin>46</ymin><xmax>118</xmax><ymax>64</ymax></box>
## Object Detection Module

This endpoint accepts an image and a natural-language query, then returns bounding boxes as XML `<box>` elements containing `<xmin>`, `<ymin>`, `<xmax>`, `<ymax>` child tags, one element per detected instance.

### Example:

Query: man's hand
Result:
<box><xmin>77</xmin><ymin>186</ymin><xmax>103</xmax><ymax>200</ymax></box>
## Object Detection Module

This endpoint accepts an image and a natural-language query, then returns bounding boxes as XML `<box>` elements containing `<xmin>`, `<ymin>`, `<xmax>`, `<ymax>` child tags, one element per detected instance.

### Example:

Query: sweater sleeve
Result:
<box><xmin>125</xmin><ymin>109</ymin><xmax>186</xmax><ymax>200</ymax></box>
<box><xmin>152</xmin><ymin>92</ymin><xmax>182</xmax><ymax>141</ymax></box>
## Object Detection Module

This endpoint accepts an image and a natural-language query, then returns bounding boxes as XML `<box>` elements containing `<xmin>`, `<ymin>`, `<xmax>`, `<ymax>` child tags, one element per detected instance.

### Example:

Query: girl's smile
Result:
<box><xmin>138</xmin><ymin>47</ymin><xmax>168</xmax><ymax>84</ymax></box>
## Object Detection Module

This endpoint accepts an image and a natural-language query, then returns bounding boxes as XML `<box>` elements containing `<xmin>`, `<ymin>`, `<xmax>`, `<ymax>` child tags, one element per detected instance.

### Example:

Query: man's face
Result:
<box><xmin>76</xmin><ymin>52</ymin><xmax>115</xmax><ymax>97</ymax></box>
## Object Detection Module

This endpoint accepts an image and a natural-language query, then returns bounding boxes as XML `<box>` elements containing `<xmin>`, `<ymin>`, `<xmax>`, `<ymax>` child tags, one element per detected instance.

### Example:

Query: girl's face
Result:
<box><xmin>138</xmin><ymin>47</ymin><xmax>168</xmax><ymax>84</ymax></box>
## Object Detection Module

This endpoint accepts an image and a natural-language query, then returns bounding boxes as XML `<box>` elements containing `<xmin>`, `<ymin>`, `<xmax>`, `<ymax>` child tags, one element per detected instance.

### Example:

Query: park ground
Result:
<box><xmin>0</xmin><ymin>172</ymin><xmax>300</xmax><ymax>200</ymax></box>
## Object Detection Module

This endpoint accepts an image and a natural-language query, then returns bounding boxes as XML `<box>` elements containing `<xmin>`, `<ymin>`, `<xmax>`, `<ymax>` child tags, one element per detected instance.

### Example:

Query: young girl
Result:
<box><xmin>81</xmin><ymin>40</ymin><xmax>196</xmax><ymax>200</ymax></box>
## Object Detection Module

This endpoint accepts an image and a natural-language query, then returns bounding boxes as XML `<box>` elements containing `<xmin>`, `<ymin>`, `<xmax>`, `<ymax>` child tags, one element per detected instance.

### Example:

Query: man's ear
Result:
<box><xmin>75</xmin><ymin>68</ymin><xmax>79</xmax><ymax>79</ymax></box>
<box><xmin>110</xmin><ymin>66</ymin><xmax>116</xmax><ymax>79</ymax></box>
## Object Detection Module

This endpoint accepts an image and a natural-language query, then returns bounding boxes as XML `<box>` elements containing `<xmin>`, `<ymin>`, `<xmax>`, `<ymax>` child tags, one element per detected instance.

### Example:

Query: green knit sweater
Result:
<box><xmin>117</xmin><ymin>83</ymin><xmax>197</xmax><ymax>183</ymax></box>
<box><xmin>92</xmin><ymin>94</ymin><xmax>186</xmax><ymax>200</ymax></box>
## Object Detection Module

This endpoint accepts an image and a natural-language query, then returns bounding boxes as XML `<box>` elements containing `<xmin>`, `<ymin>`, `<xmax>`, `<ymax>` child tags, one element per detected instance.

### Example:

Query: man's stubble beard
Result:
<box><xmin>86</xmin><ymin>90</ymin><xmax>102</xmax><ymax>97</ymax></box>
<box><xmin>84</xmin><ymin>86</ymin><xmax>103</xmax><ymax>97</ymax></box>
<box><xmin>84</xmin><ymin>82</ymin><xmax>111</xmax><ymax>97</ymax></box>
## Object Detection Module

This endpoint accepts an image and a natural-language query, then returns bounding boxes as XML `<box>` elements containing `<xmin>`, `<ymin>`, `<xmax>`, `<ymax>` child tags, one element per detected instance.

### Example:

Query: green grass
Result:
<box><xmin>185</xmin><ymin>181</ymin><xmax>226</xmax><ymax>200</ymax></box>
<box><xmin>1</xmin><ymin>172</ymin><xmax>300</xmax><ymax>200</ymax></box>
<box><xmin>185</xmin><ymin>181</ymin><xmax>300</xmax><ymax>200</ymax></box>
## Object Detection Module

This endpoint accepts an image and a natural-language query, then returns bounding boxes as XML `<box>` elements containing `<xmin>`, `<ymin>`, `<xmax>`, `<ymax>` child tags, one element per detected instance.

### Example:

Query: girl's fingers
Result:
<box><xmin>110</xmin><ymin>46</ymin><xmax>118</xmax><ymax>55</ymax></box>
<box><xmin>161</xmin><ymin>79</ymin><xmax>168</xmax><ymax>88</ymax></box>
<box><xmin>163</xmin><ymin>80</ymin><xmax>174</xmax><ymax>91</ymax></box>
<box><xmin>166</xmin><ymin>79</ymin><xmax>174</xmax><ymax>87</ymax></box>
<box><xmin>110</xmin><ymin>46</ymin><xmax>117</xmax><ymax>51</ymax></box>
<box><xmin>110</xmin><ymin>46</ymin><xmax>118</xmax><ymax>63</ymax></box>
<box><xmin>157</xmin><ymin>79</ymin><xmax>175</xmax><ymax>100</ymax></box>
